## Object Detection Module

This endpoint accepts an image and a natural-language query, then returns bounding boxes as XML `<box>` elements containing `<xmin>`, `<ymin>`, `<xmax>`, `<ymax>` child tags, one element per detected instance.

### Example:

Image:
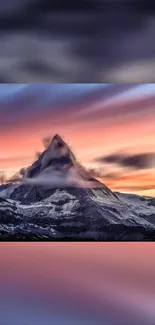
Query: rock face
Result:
<box><xmin>0</xmin><ymin>134</ymin><xmax>155</xmax><ymax>240</ymax></box>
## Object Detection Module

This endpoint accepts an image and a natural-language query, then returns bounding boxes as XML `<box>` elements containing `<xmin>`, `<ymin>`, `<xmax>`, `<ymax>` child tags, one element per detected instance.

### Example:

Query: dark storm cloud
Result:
<box><xmin>87</xmin><ymin>168</ymin><xmax>105</xmax><ymax>178</ymax></box>
<box><xmin>87</xmin><ymin>167</ymin><xmax>119</xmax><ymax>179</ymax></box>
<box><xmin>101</xmin><ymin>154</ymin><xmax>123</xmax><ymax>165</ymax></box>
<box><xmin>0</xmin><ymin>1</ymin><xmax>155</xmax><ymax>81</ymax></box>
<box><xmin>96</xmin><ymin>153</ymin><xmax>155</xmax><ymax>170</ymax></box>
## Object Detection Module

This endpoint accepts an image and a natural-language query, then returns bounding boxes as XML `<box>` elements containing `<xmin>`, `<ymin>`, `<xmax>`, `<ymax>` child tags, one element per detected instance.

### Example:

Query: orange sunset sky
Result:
<box><xmin>0</xmin><ymin>83</ymin><xmax>155</xmax><ymax>197</ymax></box>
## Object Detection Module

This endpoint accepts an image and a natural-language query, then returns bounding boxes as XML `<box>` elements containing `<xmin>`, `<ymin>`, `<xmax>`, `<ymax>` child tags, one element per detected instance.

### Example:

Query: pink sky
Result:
<box><xmin>1</xmin><ymin>242</ymin><xmax>155</xmax><ymax>324</ymax></box>
<box><xmin>0</xmin><ymin>84</ymin><xmax>155</xmax><ymax>196</ymax></box>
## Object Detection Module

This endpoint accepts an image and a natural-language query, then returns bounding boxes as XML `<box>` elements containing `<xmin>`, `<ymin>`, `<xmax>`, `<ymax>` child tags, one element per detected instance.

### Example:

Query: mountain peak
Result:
<box><xmin>52</xmin><ymin>134</ymin><xmax>63</xmax><ymax>141</ymax></box>
<box><xmin>27</xmin><ymin>134</ymin><xmax>77</xmax><ymax>178</ymax></box>
<box><xmin>51</xmin><ymin>134</ymin><xmax>65</xmax><ymax>148</ymax></box>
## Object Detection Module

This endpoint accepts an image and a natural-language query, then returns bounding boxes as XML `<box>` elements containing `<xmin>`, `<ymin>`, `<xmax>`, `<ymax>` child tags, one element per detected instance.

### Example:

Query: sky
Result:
<box><xmin>0</xmin><ymin>83</ymin><xmax>155</xmax><ymax>196</ymax></box>
<box><xmin>0</xmin><ymin>1</ymin><xmax>155</xmax><ymax>83</ymax></box>
<box><xmin>1</xmin><ymin>242</ymin><xmax>155</xmax><ymax>325</ymax></box>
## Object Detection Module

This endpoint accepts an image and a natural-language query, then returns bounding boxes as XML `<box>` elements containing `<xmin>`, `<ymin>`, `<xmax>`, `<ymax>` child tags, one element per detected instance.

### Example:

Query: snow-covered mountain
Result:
<box><xmin>0</xmin><ymin>134</ymin><xmax>155</xmax><ymax>240</ymax></box>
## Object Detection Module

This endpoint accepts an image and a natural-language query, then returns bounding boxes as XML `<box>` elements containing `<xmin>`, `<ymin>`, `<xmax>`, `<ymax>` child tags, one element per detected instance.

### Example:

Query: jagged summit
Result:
<box><xmin>50</xmin><ymin>134</ymin><xmax>66</xmax><ymax>147</ymax></box>
<box><xmin>52</xmin><ymin>133</ymin><xmax>64</xmax><ymax>141</ymax></box>
<box><xmin>26</xmin><ymin>134</ymin><xmax>77</xmax><ymax>179</ymax></box>
<box><xmin>46</xmin><ymin>134</ymin><xmax>73</xmax><ymax>152</ymax></box>
<box><xmin>48</xmin><ymin>133</ymin><xmax>77</xmax><ymax>161</ymax></box>
<box><xmin>48</xmin><ymin>134</ymin><xmax>76</xmax><ymax>160</ymax></box>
